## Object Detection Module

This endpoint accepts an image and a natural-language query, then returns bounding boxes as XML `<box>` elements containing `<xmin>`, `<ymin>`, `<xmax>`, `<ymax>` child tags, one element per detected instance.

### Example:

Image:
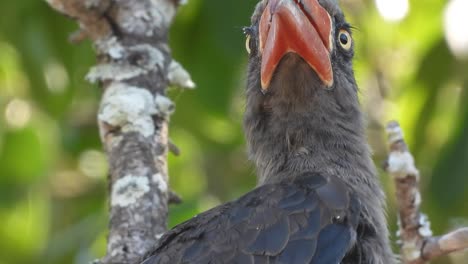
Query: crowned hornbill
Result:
<box><xmin>141</xmin><ymin>0</ymin><xmax>395</xmax><ymax>263</ymax></box>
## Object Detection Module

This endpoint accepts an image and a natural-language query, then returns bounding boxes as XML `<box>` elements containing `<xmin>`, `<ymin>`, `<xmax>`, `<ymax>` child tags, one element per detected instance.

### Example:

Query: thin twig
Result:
<box><xmin>385</xmin><ymin>121</ymin><xmax>468</xmax><ymax>264</ymax></box>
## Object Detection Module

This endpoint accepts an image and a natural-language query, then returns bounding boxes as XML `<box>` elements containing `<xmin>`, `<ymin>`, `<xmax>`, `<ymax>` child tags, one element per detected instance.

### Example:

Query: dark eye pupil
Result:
<box><xmin>339</xmin><ymin>33</ymin><xmax>348</xmax><ymax>45</ymax></box>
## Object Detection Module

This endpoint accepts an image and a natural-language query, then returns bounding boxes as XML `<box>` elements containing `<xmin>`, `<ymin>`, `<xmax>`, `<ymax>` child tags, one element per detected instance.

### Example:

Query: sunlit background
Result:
<box><xmin>0</xmin><ymin>0</ymin><xmax>467</xmax><ymax>263</ymax></box>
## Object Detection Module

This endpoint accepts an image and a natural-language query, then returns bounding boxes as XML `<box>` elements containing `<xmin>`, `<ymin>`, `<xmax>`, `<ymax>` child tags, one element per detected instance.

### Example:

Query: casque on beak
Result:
<box><xmin>259</xmin><ymin>0</ymin><xmax>334</xmax><ymax>90</ymax></box>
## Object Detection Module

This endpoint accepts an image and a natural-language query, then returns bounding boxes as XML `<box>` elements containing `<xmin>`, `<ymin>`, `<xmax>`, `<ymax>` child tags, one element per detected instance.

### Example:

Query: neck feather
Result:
<box><xmin>244</xmin><ymin>72</ymin><xmax>375</xmax><ymax>185</ymax></box>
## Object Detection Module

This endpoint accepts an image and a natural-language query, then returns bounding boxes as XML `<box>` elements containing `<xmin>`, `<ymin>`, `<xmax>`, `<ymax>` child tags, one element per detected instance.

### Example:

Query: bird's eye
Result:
<box><xmin>245</xmin><ymin>34</ymin><xmax>252</xmax><ymax>54</ymax></box>
<box><xmin>338</xmin><ymin>29</ymin><xmax>352</xmax><ymax>51</ymax></box>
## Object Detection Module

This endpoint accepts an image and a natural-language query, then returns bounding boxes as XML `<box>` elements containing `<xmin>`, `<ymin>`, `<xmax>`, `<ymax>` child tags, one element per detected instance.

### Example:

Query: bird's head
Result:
<box><xmin>244</xmin><ymin>0</ymin><xmax>355</xmax><ymax>101</ymax></box>
<box><xmin>243</xmin><ymin>0</ymin><xmax>366</xmax><ymax>183</ymax></box>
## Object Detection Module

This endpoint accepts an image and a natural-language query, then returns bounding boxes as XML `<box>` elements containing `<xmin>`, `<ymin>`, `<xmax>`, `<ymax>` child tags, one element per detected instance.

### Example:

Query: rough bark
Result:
<box><xmin>45</xmin><ymin>0</ymin><xmax>194</xmax><ymax>263</ymax></box>
<box><xmin>385</xmin><ymin>121</ymin><xmax>468</xmax><ymax>264</ymax></box>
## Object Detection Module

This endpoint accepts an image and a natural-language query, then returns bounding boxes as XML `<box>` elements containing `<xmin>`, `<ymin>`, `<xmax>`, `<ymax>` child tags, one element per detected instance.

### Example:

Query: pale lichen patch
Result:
<box><xmin>96</xmin><ymin>37</ymin><xmax>126</xmax><ymax>59</ymax></box>
<box><xmin>168</xmin><ymin>60</ymin><xmax>196</xmax><ymax>89</ymax></box>
<box><xmin>150</xmin><ymin>0</ymin><xmax>176</xmax><ymax>29</ymax></box>
<box><xmin>86</xmin><ymin>64</ymin><xmax>146</xmax><ymax>83</ymax></box>
<box><xmin>402</xmin><ymin>238</ymin><xmax>422</xmax><ymax>261</ymax></box>
<box><xmin>111</xmin><ymin>175</ymin><xmax>150</xmax><ymax>207</ymax></box>
<box><xmin>386</xmin><ymin>120</ymin><xmax>404</xmax><ymax>144</ymax></box>
<box><xmin>418</xmin><ymin>213</ymin><xmax>433</xmax><ymax>237</ymax></box>
<box><xmin>154</xmin><ymin>94</ymin><xmax>174</xmax><ymax>118</ymax></box>
<box><xmin>387</xmin><ymin>151</ymin><xmax>419</xmax><ymax>179</ymax></box>
<box><xmin>414</xmin><ymin>190</ymin><xmax>422</xmax><ymax>207</ymax></box>
<box><xmin>120</xmin><ymin>9</ymin><xmax>153</xmax><ymax>36</ymax></box>
<box><xmin>152</xmin><ymin>173</ymin><xmax>168</xmax><ymax>192</ymax></box>
<box><xmin>116</xmin><ymin>0</ymin><xmax>175</xmax><ymax>37</ymax></box>
<box><xmin>86</xmin><ymin>44</ymin><xmax>166</xmax><ymax>84</ymax></box>
<box><xmin>99</xmin><ymin>83</ymin><xmax>157</xmax><ymax>137</ymax></box>
<box><xmin>46</xmin><ymin>0</ymin><xmax>66</xmax><ymax>14</ymax></box>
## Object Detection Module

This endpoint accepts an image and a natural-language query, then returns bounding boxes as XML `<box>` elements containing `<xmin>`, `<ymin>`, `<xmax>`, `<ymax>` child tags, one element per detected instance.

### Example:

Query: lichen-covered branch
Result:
<box><xmin>385</xmin><ymin>121</ymin><xmax>468</xmax><ymax>264</ymax></box>
<box><xmin>45</xmin><ymin>0</ymin><xmax>194</xmax><ymax>263</ymax></box>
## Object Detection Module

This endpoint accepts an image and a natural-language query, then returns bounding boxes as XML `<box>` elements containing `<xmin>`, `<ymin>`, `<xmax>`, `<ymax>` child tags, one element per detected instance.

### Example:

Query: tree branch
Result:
<box><xmin>45</xmin><ymin>0</ymin><xmax>194</xmax><ymax>263</ymax></box>
<box><xmin>385</xmin><ymin>121</ymin><xmax>468</xmax><ymax>264</ymax></box>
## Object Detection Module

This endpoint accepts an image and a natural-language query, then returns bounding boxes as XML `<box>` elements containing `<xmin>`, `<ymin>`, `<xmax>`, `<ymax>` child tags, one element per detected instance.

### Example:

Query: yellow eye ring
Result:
<box><xmin>338</xmin><ymin>30</ymin><xmax>352</xmax><ymax>51</ymax></box>
<box><xmin>245</xmin><ymin>34</ymin><xmax>251</xmax><ymax>54</ymax></box>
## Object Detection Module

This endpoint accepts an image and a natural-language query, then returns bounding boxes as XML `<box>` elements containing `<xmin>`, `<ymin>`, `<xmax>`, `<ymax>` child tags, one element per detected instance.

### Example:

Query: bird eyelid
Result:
<box><xmin>246</xmin><ymin>34</ymin><xmax>252</xmax><ymax>54</ymax></box>
<box><xmin>243</xmin><ymin>26</ymin><xmax>256</xmax><ymax>55</ymax></box>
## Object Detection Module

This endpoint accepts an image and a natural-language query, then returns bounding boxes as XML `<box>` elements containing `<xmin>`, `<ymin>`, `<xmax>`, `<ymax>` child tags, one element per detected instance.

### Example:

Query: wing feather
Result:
<box><xmin>140</xmin><ymin>173</ymin><xmax>359</xmax><ymax>264</ymax></box>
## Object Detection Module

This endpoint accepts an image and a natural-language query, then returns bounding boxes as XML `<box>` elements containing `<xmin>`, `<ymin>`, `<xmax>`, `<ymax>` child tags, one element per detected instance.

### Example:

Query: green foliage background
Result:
<box><xmin>0</xmin><ymin>0</ymin><xmax>467</xmax><ymax>263</ymax></box>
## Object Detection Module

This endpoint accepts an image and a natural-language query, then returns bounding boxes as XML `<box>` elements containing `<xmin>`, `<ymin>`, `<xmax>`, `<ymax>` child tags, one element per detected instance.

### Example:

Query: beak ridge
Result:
<box><xmin>259</xmin><ymin>0</ymin><xmax>334</xmax><ymax>90</ymax></box>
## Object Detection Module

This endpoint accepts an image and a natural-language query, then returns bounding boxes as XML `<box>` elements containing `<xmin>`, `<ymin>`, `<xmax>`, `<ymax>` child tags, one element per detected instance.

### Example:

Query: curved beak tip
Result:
<box><xmin>259</xmin><ymin>0</ymin><xmax>334</xmax><ymax>90</ymax></box>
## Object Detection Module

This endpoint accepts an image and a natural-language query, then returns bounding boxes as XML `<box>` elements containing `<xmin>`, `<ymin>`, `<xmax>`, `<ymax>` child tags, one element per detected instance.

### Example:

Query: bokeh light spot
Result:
<box><xmin>44</xmin><ymin>60</ymin><xmax>69</xmax><ymax>93</ymax></box>
<box><xmin>78</xmin><ymin>150</ymin><xmax>108</xmax><ymax>179</ymax></box>
<box><xmin>444</xmin><ymin>0</ymin><xmax>468</xmax><ymax>59</ymax></box>
<box><xmin>375</xmin><ymin>0</ymin><xmax>409</xmax><ymax>22</ymax></box>
<box><xmin>5</xmin><ymin>98</ymin><xmax>31</xmax><ymax>128</ymax></box>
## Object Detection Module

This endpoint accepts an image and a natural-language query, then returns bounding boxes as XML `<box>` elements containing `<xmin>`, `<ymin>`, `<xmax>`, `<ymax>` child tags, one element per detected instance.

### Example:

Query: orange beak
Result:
<box><xmin>259</xmin><ymin>0</ymin><xmax>334</xmax><ymax>90</ymax></box>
